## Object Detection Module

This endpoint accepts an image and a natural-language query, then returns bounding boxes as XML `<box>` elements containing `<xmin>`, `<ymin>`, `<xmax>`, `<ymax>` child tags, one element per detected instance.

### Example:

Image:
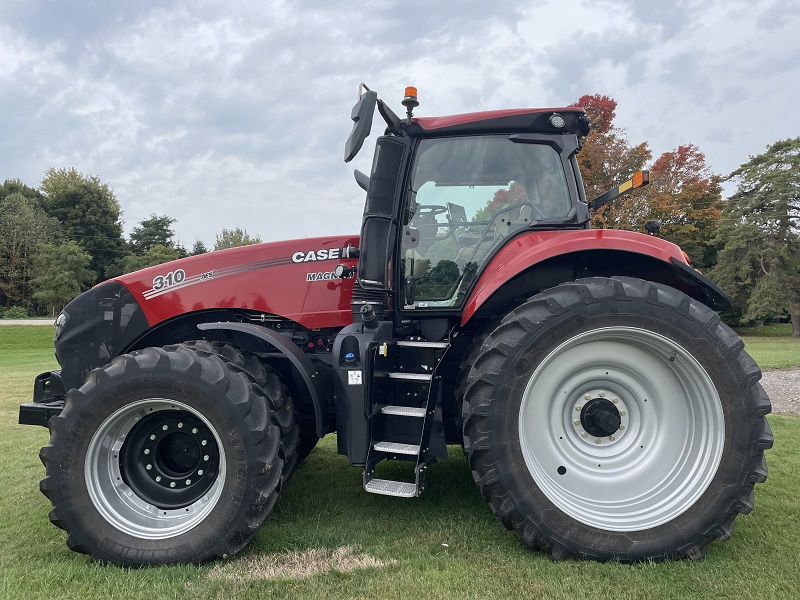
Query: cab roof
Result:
<box><xmin>409</xmin><ymin>107</ymin><xmax>588</xmax><ymax>137</ymax></box>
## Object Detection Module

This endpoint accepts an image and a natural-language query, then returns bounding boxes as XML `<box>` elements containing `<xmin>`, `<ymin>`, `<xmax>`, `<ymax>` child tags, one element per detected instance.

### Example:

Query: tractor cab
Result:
<box><xmin>332</xmin><ymin>85</ymin><xmax>597</xmax><ymax>494</ymax></box>
<box><xmin>344</xmin><ymin>84</ymin><xmax>592</xmax><ymax>319</ymax></box>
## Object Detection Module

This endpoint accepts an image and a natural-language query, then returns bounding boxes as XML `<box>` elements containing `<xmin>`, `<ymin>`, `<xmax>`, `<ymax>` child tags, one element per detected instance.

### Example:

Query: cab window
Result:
<box><xmin>401</xmin><ymin>136</ymin><xmax>569</xmax><ymax>308</ymax></box>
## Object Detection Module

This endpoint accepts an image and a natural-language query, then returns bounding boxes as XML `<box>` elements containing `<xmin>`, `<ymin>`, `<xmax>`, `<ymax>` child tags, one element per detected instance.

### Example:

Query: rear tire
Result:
<box><xmin>40</xmin><ymin>345</ymin><xmax>291</xmax><ymax>566</ymax></box>
<box><xmin>462</xmin><ymin>277</ymin><xmax>772</xmax><ymax>561</ymax></box>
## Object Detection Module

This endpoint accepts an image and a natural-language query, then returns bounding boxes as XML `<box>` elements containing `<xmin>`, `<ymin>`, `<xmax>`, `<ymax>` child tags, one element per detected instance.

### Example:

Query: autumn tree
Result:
<box><xmin>213</xmin><ymin>227</ymin><xmax>262</xmax><ymax>250</ymax></box>
<box><xmin>638</xmin><ymin>145</ymin><xmax>722</xmax><ymax>269</ymax></box>
<box><xmin>474</xmin><ymin>182</ymin><xmax>529</xmax><ymax>221</ymax></box>
<box><xmin>571</xmin><ymin>94</ymin><xmax>651</xmax><ymax>228</ymax></box>
<box><xmin>39</xmin><ymin>168</ymin><xmax>126</xmax><ymax>281</ymax></box>
<box><xmin>571</xmin><ymin>95</ymin><xmax>723</xmax><ymax>269</ymax></box>
<box><xmin>709</xmin><ymin>137</ymin><xmax>800</xmax><ymax>335</ymax></box>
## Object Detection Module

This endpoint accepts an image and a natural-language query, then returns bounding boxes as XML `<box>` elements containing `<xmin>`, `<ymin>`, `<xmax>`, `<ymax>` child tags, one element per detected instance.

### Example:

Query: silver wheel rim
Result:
<box><xmin>85</xmin><ymin>398</ymin><xmax>226</xmax><ymax>539</ymax></box>
<box><xmin>518</xmin><ymin>326</ymin><xmax>724</xmax><ymax>532</ymax></box>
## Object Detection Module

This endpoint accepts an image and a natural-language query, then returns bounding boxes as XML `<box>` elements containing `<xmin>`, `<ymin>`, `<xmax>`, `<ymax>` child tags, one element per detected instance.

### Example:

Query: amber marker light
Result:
<box><xmin>632</xmin><ymin>170</ymin><xmax>649</xmax><ymax>188</ymax></box>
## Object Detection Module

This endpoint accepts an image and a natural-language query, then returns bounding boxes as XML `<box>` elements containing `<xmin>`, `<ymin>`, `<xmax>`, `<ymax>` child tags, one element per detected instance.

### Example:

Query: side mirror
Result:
<box><xmin>354</xmin><ymin>169</ymin><xmax>370</xmax><ymax>192</ymax></box>
<box><xmin>344</xmin><ymin>85</ymin><xmax>377</xmax><ymax>163</ymax></box>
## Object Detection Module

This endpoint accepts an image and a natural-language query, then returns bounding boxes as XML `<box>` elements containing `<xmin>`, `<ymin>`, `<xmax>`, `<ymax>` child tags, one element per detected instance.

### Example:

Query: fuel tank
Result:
<box><xmin>116</xmin><ymin>235</ymin><xmax>360</xmax><ymax>329</ymax></box>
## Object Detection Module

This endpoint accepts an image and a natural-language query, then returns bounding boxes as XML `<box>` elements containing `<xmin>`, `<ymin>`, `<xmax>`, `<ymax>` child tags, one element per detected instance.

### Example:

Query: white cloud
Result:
<box><xmin>1</xmin><ymin>0</ymin><xmax>798</xmax><ymax>247</ymax></box>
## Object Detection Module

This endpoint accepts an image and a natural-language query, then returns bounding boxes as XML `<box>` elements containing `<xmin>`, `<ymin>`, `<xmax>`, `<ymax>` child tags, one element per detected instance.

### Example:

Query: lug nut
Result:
<box><xmin>170</xmin><ymin>482</ymin><xmax>176</xmax><ymax>488</ymax></box>
<box><xmin>609</xmin><ymin>435</ymin><xmax>616</xmax><ymax>441</ymax></box>
<box><xmin>599</xmin><ymin>392</ymin><xmax>605</xmax><ymax>397</ymax></box>
<box><xmin>150</xmin><ymin>434</ymin><xmax>156</xmax><ymax>440</ymax></box>
<box><xmin>146</xmin><ymin>464</ymin><xmax>152</xmax><ymax>470</ymax></box>
<box><xmin>155</xmin><ymin>476</ymin><xmax>162</xmax><ymax>482</ymax></box>
<box><xmin>585</xmin><ymin>394</ymin><xmax>591</xmax><ymax>400</ymax></box>
<box><xmin>576</xmin><ymin>406</ymin><xmax>583</xmax><ymax>411</ymax></box>
<box><xmin>581</xmin><ymin>432</ymin><xmax>588</xmax><ymax>438</ymax></box>
<box><xmin>619</xmin><ymin>425</ymin><xmax>626</xmax><ymax>430</ymax></box>
<box><xmin>595</xmin><ymin>438</ymin><xmax>601</xmax><ymax>444</ymax></box>
<box><xmin>162</xmin><ymin>424</ymin><xmax>169</xmax><ymax>430</ymax></box>
<box><xmin>198</xmin><ymin>470</ymin><xmax>204</xmax><ymax>476</ymax></box>
<box><xmin>185</xmin><ymin>479</ymin><xmax>192</xmax><ymax>485</ymax></box>
<box><xmin>144</xmin><ymin>449</ymin><xmax>150</xmax><ymax>455</ymax></box>
<box><xmin>621</xmin><ymin>411</ymin><xmax>627</xmax><ymax>416</ymax></box>
<box><xmin>201</xmin><ymin>440</ymin><xmax>207</xmax><ymax>446</ymax></box>
<box><xmin>573</xmin><ymin>420</ymin><xmax>580</xmax><ymax>426</ymax></box>
<box><xmin>178</xmin><ymin>422</ymin><xmax>184</xmax><ymax>429</ymax></box>
<box><xmin>203</xmin><ymin>455</ymin><xmax>210</xmax><ymax>461</ymax></box>
<box><xmin>192</xmin><ymin>428</ymin><xmax>198</xmax><ymax>434</ymax></box>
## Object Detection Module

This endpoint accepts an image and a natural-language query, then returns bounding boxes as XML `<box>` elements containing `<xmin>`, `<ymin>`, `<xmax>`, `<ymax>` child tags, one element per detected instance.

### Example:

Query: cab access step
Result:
<box><xmin>364</xmin><ymin>339</ymin><xmax>449</xmax><ymax>497</ymax></box>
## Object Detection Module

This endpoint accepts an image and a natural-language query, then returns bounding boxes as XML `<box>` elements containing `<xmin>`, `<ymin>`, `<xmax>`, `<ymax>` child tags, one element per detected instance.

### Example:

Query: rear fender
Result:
<box><xmin>462</xmin><ymin>229</ymin><xmax>731</xmax><ymax>324</ymax></box>
<box><xmin>197</xmin><ymin>322</ymin><xmax>329</xmax><ymax>438</ymax></box>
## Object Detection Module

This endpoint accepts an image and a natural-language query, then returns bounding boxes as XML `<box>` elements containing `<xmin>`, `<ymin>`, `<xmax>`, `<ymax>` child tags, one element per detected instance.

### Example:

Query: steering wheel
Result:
<box><xmin>417</xmin><ymin>204</ymin><xmax>448</xmax><ymax>220</ymax></box>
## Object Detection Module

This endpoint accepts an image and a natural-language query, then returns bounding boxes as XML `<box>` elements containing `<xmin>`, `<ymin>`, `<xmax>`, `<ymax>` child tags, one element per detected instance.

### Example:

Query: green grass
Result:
<box><xmin>734</xmin><ymin>323</ymin><xmax>794</xmax><ymax>337</ymax></box>
<box><xmin>1</xmin><ymin>326</ymin><xmax>799</xmax><ymax>599</ymax></box>
<box><xmin>733</xmin><ymin>324</ymin><xmax>800</xmax><ymax>370</ymax></box>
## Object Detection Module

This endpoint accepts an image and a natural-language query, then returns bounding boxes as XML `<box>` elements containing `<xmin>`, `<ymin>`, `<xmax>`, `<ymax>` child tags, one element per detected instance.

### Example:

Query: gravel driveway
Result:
<box><xmin>761</xmin><ymin>368</ymin><xmax>800</xmax><ymax>417</ymax></box>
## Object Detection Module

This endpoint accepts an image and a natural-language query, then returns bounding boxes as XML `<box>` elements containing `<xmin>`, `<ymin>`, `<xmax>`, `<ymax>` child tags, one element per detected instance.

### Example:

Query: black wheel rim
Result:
<box><xmin>120</xmin><ymin>410</ymin><xmax>220</xmax><ymax>509</ymax></box>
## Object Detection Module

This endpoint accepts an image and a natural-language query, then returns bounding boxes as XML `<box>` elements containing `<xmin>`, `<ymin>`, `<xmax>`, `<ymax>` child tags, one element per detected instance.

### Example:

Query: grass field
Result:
<box><xmin>1</xmin><ymin>326</ymin><xmax>798</xmax><ymax>600</ymax></box>
<box><xmin>736</xmin><ymin>324</ymin><xmax>800</xmax><ymax>370</ymax></box>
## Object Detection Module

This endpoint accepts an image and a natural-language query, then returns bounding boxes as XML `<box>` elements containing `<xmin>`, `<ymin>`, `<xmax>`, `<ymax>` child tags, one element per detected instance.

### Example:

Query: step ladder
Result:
<box><xmin>363</xmin><ymin>339</ymin><xmax>449</xmax><ymax>497</ymax></box>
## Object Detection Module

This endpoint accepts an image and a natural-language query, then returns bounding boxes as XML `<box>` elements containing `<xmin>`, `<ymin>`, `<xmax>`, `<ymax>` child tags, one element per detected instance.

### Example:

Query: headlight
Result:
<box><xmin>54</xmin><ymin>311</ymin><xmax>69</xmax><ymax>340</ymax></box>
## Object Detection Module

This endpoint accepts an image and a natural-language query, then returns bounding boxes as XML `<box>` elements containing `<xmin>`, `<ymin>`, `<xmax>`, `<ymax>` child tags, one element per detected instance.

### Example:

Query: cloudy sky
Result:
<box><xmin>1</xmin><ymin>0</ymin><xmax>798</xmax><ymax>248</ymax></box>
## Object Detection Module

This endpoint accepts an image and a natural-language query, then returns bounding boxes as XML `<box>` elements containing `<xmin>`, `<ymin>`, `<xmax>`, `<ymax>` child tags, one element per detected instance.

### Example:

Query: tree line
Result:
<box><xmin>574</xmin><ymin>94</ymin><xmax>799</xmax><ymax>336</ymax></box>
<box><xmin>1</xmin><ymin>99</ymin><xmax>798</xmax><ymax>335</ymax></box>
<box><xmin>0</xmin><ymin>167</ymin><xmax>261</xmax><ymax>317</ymax></box>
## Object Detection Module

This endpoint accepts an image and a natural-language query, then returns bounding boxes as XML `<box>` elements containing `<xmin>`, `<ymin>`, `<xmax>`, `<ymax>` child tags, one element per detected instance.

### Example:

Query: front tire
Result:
<box><xmin>40</xmin><ymin>345</ymin><xmax>290</xmax><ymax>566</ymax></box>
<box><xmin>181</xmin><ymin>339</ymin><xmax>299</xmax><ymax>485</ymax></box>
<box><xmin>462</xmin><ymin>277</ymin><xmax>772</xmax><ymax>561</ymax></box>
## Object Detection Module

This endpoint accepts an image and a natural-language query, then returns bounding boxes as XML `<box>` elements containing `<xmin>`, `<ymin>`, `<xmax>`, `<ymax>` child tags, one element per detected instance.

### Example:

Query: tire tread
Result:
<box><xmin>40</xmin><ymin>344</ymin><xmax>293</xmax><ymax>566</ymax></box>
<box><xmin>460</xmin><ymin>276</ymin><xmax>772</xmax><ymax>562</ymax></box>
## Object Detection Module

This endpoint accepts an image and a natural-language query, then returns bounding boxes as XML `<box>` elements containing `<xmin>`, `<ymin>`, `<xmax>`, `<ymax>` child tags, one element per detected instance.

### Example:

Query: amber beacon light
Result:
<box><xmin>402</xmin><ymin>86</ymin><xmax>419</xmax><ymax>120</ymax></box>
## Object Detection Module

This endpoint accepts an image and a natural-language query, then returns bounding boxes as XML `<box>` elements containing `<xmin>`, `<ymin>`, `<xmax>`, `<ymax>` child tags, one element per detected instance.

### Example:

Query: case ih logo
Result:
<box><xmin>291</xmin><ymin>248</ymin><xmax>340</xmax><ymax>263</ymax></box>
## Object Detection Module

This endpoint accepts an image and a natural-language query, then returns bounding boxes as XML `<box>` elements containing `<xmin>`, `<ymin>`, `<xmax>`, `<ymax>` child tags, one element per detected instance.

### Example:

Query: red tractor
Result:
<box><xmin>20</xmin><ymin>84</ymin><xmax>772</xmax><ymax>566</ymax></box>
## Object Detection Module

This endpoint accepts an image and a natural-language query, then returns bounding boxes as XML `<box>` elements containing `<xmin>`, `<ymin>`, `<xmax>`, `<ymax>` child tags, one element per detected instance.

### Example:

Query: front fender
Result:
<box><xmin>197</xmin><ymin>322</ymin><xmax>329</xmax><ymax>438</ymax></box>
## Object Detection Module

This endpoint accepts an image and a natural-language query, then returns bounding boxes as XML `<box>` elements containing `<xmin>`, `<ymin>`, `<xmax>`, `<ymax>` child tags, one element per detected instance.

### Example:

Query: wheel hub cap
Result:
<box><xmin>580</xmin><ymin>398</ymin><xmax>621</xmax><ymax>438</ymax></box>
<box><xmin>120</xmin><ymin>409</ymin><xmax>220</xmax><ymax>509</ymax></box>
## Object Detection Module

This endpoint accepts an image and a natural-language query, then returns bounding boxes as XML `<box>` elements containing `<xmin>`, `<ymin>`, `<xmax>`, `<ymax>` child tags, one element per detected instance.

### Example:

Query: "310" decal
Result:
<box><xmin>152</xmin><ymin>269</ymin><xmax>186</xmax><ymax>291</ymax></box>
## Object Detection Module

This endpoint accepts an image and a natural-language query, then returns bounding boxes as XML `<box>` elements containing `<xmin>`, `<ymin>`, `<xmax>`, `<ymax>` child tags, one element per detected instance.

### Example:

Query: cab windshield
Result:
<box><xmin>401</xmin><ymin>135</ymin><xmax>570</xmax><ymax>308</ymax></box>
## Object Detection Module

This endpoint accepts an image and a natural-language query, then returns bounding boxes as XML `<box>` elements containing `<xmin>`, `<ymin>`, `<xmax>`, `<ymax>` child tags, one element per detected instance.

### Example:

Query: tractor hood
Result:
<box><xmin>115</xmin><ymin>235</ymin><xmax>360</xmax><ymax>329</ymax></box>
